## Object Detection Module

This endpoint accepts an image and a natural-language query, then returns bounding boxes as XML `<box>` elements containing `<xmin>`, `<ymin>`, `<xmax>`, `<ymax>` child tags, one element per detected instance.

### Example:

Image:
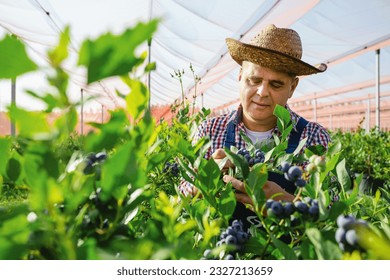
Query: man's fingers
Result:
<box><xmin>235</xmin><ymin>192</ymin><xmax>253</xmax><ymax>205</ymax></box>
<box><xmin>212</xmin><ymin>148</ymin><xmax>234</xmax><ymax>170</ymax></box>
<box><xmin>223</xmin><ymin>175</ymin><xmax>245</xmax><ymax>193</ymax></box>
<box><xmin>212</xmin><ymin>148</ymin><xmax>226</xmax><ymax>159</ymax></box>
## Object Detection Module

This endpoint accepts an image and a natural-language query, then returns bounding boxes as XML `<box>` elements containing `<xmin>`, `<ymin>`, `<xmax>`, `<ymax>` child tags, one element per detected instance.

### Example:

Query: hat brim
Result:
<box><xmin>226</xmin><ymin>38</ymin><xmax>326</xmax><ymax>76</ymax></box>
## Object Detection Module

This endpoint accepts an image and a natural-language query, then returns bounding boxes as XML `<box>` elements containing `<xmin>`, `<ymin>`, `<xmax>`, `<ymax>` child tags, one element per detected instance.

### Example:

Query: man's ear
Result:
<box><xmin>289</xmin><ymin>77</ymin><xmax>299</xmax><ymax>98</ymax></box>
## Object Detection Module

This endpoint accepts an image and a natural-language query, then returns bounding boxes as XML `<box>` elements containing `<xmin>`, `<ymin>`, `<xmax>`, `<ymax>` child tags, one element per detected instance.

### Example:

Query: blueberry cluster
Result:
<box><xmin>162</xmin><ymin>162</ymin><xmax>180</xmax><ymax>177</ymax></box>
<box><xmin>83</xmin><ymin>151</ymin><xmax>107</xmax><ymax>175</ymax></box>
<box><xmin>265</xmin><ymin>197</ymin><xmax>319</xmax><ymax>221</ymax></box>
<box><xmin>294</xmin><ymin>198</ymin><xmax>319</xmax><ymax>219</ymax></box>
<box><xmin>279</xmin><ymin>162</ymin><xmax>306</xmax><ymax>188</ymax></box>
<box><xmin>237</xmin><ymin>148</ymin><xmax>265</xmax><ymax>167</ymax></box>
<box><xmin>335</xmin><ymin>214</ymin><xmax>369</xmax><ymax>252</ymax></box>
<box><xmin>202</xmin><ymin>219</ymin><xmax>250</xmax><ymax>260</ymax></box>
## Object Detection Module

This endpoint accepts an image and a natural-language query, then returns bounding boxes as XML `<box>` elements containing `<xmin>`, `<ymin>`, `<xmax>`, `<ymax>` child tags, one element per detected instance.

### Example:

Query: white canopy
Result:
<box><xmin>0</xmin><ymin>0</ymin><xmax>389</xmax><ymax>129</ymax></box>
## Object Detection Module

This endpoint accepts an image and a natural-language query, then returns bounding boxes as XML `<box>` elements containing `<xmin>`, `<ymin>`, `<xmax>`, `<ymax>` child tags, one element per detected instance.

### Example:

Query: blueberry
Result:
<box><xmin>287</xmin><ymin>166</ymin><xmax>302</xmax><ymax>181</ymax></box>
<box><xmin>345</xmin><ymin>229</ymin><xmax>358</xmax><ymax>246</ymax></box>
<box><xmin>335</xmin><ymin>227</ymin><xmax>346</xmax><ymax>243</ymax></box>
<box><xmin>336</xmin><ymin>215</ymin><xmax>356</xmax><ymax>230</ymax></box>
<box><xmin>283</xmin><ymin>202</ymin><xmax>295</xmax><ymax>216</ymax></box>
<box><xmin>95</xmin><ymin>152</ymin><xmax>107</xmax><ymax>161</ymax></box>
<box><xmin>271</xmin><ymin>201</ymin><xmax>283</xmax><ymax>216</ymax></box>
<box><xmin>226</xmin><ymin>235</ymin><xmax>237</xmax><ymax>245</ymax></box>
<box><xmin>224</xmin><ymin>254</ymin><xmax>234</xmax><ymax>260</ymax></box>
<box><xmin>225</xmin><ymin>227</ymin><xmax>236</xmax><ymax>236</ymax></box>
<box><xmin>265</xmin><ymin>199</ymin><xmax>274</xmax><ymax>209</ymax></box>
<box><xmin>308</xmin><ymin>204</ymin><xmax>319</xmax><ymax>217</ymax></box>
<box><xmin>203</xmin><ymin>249</ymin><xmax>212</xmax><ymax>258</ymax></box>
<box><xmin>284</xmin><ymin>172</ymin><xmax>294</xmax><ymax>182</ymax></box>
<box><xmin>237</xmin><ymin>148</ymin><xmax>247</xmax><ymax>156</ymax></box>
<box><xmin>83</xmin><ymin>159</ymin><xmax>94</xmax><ymax>174</ymax></box>
<box><xmin>86</xmin><ymin>152</ymin><xmax>97</xmax><ymax>163</ymax></box>
<box><xmin>236</xmin><ymin>231</ymin><xmax>248</xmax><ymax>244</ymax></box>
<box><xmin>295</xmin><ymin>178</ymin><xmax>306</xmax><ymax>188</ymax></box>
<box><xmin>295</xmin><ymin>201</ymin><xmax>309</xmax><ymax>214</ymax></box>
<box><xmin>280</xmin><ymin>161</ymin><xmax>290</xmax><ymax>173</ymax></box>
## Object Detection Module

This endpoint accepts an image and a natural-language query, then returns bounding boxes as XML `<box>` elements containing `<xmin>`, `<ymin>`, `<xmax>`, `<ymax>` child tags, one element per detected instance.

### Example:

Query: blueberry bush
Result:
<box><xmin>0</xmin><ymin>20</ymin><xmax>389</xmax><ymax>260</ymax></box>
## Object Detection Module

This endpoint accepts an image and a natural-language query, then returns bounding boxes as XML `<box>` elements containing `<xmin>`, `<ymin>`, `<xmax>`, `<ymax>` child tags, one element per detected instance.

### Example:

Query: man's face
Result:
<box><xmin>239</xmin><ymin>61</ymin><xmax>299</xmax><ymax>131</ymax></box>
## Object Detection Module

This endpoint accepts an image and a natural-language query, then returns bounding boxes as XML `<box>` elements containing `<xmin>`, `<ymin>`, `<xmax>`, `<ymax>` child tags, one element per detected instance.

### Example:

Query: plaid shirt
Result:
<box><xmin>179</xmin><ymin>104</ymin><xmax>331</xmax><ymax>195</ymax></box>
<box><xmin>195</xmin><ymin>104</ymin><xmax>330</xmax><ymax>159</ymax></box>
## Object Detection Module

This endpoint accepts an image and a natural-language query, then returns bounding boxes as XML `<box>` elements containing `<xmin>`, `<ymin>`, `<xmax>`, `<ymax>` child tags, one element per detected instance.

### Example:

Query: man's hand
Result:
<box><xmin>222</xmin><ymin>175</ymin><xmax>294</xmax><ymax>205</ymax></box>
<box><xmin>212</xmin><ymin>148</ymin><xmax>234</xmax><ymax>172</ymax></box>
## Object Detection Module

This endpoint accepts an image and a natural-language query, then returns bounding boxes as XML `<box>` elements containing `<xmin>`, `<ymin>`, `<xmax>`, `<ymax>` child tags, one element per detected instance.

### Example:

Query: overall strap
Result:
<box><xmin>286</xmin><ymin>117</ymin><xmax>308</xmax><ymax>154</ymax></box>
<box><xmin>223</xmin><ymin>112</ymin><xmax>238</xmax><ymax>149</ymax></box>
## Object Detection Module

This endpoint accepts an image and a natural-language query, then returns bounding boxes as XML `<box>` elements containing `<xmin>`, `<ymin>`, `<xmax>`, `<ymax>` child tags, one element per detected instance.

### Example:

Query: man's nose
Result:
<box><xmin>256</xmin><ymin>84</ymin><xmax>268</xmax><ymax>96</ymax></box>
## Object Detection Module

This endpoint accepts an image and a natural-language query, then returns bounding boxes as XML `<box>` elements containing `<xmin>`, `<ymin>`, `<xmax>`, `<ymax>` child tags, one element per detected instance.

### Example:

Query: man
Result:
<box><xmin>180</xmin><ymin>24</ymin><xmax>330</xmax><ymax>230</ymax></box>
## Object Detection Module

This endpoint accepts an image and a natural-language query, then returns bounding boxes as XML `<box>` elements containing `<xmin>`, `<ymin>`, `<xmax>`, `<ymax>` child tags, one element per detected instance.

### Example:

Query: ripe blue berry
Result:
<box><xmin>283</xmin><ymin>202</ymin><xmax>295</xmax><ymax>216</ymax></box>
<box><xmin>271</xmin><ymin>201</ymin><xmax>284</xmax><ymax>216</ymax></box>
<box><xmin>295</xmin><ymin>201</ymin><xmax>309</xmax><ymax>214</ymax></box>
<box><xmin>280</xmin><ymin>161</ymin><xmax>290</xmax><ymax>173</ymax></box>
<box><xmin>295</xmin><ymin>178</ymin><xmax>306</xmax><ymax>188</ymax></box>
<box><xmin>287</xmin><ymin>166</ymin><xmax>302</xmax><ymax>181</ymax></box>
<box><xmin>226</xmin><ymin>235</ymin><xmax>237</xmax><ymax>245</ymax></box>
<box><xmin>336</xmin><ymin>215</ymin><xmax>355</xmax><ymax>230</ymax></box>
<box><xmin>345</xmin><ymin>229</ymin><xmax>358</xmax><ymax>246</ymax></box>
<box><xmin>308</xmin><ymin>204</ymin><xmax>319</xmax><ymax>217</ymax></box>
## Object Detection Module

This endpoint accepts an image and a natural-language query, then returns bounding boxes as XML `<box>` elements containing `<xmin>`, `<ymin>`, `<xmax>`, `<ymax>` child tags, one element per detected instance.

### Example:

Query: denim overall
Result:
<box><xmin>223</xmin><ymin>114</ymin><xmax>308</xmax><ymax>230</ymax></box>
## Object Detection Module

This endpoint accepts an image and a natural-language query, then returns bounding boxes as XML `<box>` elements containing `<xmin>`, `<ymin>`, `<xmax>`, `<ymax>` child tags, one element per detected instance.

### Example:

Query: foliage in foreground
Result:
<box><xmin>0</xmin><ymin>20</ymin><xmax>389</xmax><ymax>260</ymax></box>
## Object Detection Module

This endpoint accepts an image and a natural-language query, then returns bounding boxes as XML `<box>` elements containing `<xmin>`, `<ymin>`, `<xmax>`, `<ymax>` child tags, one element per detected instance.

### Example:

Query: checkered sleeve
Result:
<box><xmin>302</xmin><ymin>121</ymin><xmax>331</xmax><ymax>150</ymax></box>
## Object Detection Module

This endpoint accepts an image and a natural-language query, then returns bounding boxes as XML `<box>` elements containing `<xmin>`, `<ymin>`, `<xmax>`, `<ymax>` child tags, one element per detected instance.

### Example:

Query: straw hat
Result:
<box><xmin>226</xmin><ymin>24</ymin><xmax>327</xmax><ymax>76</ymax></box>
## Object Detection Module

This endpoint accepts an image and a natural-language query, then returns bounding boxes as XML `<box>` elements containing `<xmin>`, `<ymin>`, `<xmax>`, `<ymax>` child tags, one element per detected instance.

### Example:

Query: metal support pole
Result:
<box><xmin>147</xmin><ymin>38</ymin><xmax>152</xmax><ymax>111</ymax></box>
<box><xmin>80</xmin><ymin>89</ymin><xmax>84</xmax><ymax>135</ymax></box>
<box><xmin>313</xmin><ymin>94</ymin><xmax>317</xmax><ymax>122</ymax></box>
<box><xmin>101</xmin><ymin>104</ymin><xmax>104</xmax><ymax>124</ymax></box>
<box><xmin>147</xmin><ymin>0</ymin><xmax>153</xmax><ymax>111</ymax></box>
<box><xmin>375</xmin><ymin>49</ymin><xmax>380</xmax><ymax>129</ymax></box>
<box><xmin>11</xmin><ymin>78</ymin><xmax>16</xmax><ymax>136</ymax></box>
<box><xmin>367</xmin><ymin>95</ymin><xmax>371</xmax><ymax>130</ymax></box>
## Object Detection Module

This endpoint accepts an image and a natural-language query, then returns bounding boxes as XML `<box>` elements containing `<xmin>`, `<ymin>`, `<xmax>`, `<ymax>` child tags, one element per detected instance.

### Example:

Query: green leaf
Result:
<box><xmin>5</xmin><ymin>158</ymin><xmax>21</xmax><ymax>182</ymax></box>
<box><xmin>327</xmin><ymin>201</ymin><xmax>348</xmax><ymax>221</ymax></box>
<box><xmin>336</xmin><ymin>158</ymin><xmax>351</xmax><ymax>194</ymax></box>
<box><xmin>125</xmin><ymin>78</ymin><xmax>149</xmax><ymax>120</ymax></box>
<box><xmin>293</xmin><ymin>137</ymin><xmax>308</xmax><ymax>156</ymax></box>
<box><xmin>7</xmin><ymin>105</ymin><xmax>52</xmax><ymax>139</ymax></box>
<box><xmin>145</xmin><ymin>62</ymin><xmax>156</xmax><ymax>73</ymax></box>
<box><xmin>270</xmin><ymin>233</ymin><xmax>297</xmax><ymax>260</ymax></box>
<box><xmin>85</xmin><ymin>109</ymin><xmax>129</xmax><ymax>152</ymax></box>
<box><xmin>306</xmin><ymin>228</ymin><xmax>342</xmax><ymax>260</ymax></box>
<box><xmin>0</xmin><ymin>138</ymin><xmax>11</xmax><ymax>176</ymax></box>
<box><xmin>101</xmin><ymin>140</ymin><xmax>147</xmax><ymax>200</ymax></box>
<box><xmin>224</xmin><ymin>148</ymin><xmax>249</xmax><ymax>179</ymax></box>
<box><xmin>54</xmin><ymin>106</ymin><xmax>78</xmax><ymax>138</ymax></box>
<box><xmin>197</xmin><ymin>158</ymin><xmax>220</xmax><ymax>196</ymax></box>
<box><xmin>218</xmin><ymin>183</ymin><xmax>236</xmax><ymax>222</ymax></box>
<box><xmin>273</xmin><ymin>105</ymin><xmax>291</xmax><ymax>132</ymax></box>
<box><xmin>0</xmin><ymin>35</ymin><xmax>37</xmax><ymax>79</ymax></box>
<box><xmin>246</xmin><ymin>163</ymin><xmax>268</xmax><ymax>208</ymax></box>
<box><xmin>48</xmin><ymin>26</ymin><xmax>70</xmax><ymax>66</ymax></box>
<box><xmin>78</xmin><ymin>20</ymin><xmax>159</xmax><ymax>84</ymax></box>
<box><xmin>25</xmin><ymin>90</ymin><xmax>58</xmax><ymax>112</ymax></box>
